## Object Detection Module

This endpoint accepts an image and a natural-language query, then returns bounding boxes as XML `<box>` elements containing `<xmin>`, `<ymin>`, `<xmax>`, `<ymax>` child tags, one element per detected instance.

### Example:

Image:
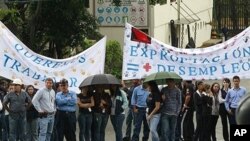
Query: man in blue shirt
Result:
<box><xmin>131</xmin><ymin>79</ymin><xmax>150</xmax><ymax>141</ymax></box>
<box><xmin>225</xmin><ymin>75</ymin><xmax>246</xmax><ymax>125</ymax></box>
<box><xmin>56</xmin><ymin>79</ymin><xmax>77</xmax><ymax>141</ymax></box>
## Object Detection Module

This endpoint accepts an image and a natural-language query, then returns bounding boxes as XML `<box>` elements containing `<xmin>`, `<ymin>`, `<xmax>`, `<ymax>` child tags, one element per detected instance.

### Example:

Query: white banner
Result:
<box><xmin>123</xmin><ymin>23</ymin><xmax>250</xmax><ymax>80</ymax></box>
<box><xmin>0</xmin><ymin>21</ymin><xmax>106</xmax><ymax>92</ymax></box>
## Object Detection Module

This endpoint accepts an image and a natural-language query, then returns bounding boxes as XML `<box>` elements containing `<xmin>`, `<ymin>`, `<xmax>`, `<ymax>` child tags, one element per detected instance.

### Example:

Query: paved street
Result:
<box><xmin>72</xmin><ymin>110</ymin><xmax>227</xmax><ymax>141</ymax></box>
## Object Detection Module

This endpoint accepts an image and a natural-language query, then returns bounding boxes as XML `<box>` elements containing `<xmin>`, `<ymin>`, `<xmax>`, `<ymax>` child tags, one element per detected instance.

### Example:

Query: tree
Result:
<box><xmin>1</xmin><ymin>1</ymin><xmax>123</xmax><ymax>78</ymax></box>
<box><xmin>1</xmin><ymin>0</ymin><xmax>102</xmax><ymax>59</ymax></box>
<box><xmin>105</xmin><ymin>40</ymin><xmax>123</xmax><ymax>79</ymax></box>
<box><xmin>26</xmin><ymin>0</ymin><xmax>102</xmax><ymax>58</ymax></box>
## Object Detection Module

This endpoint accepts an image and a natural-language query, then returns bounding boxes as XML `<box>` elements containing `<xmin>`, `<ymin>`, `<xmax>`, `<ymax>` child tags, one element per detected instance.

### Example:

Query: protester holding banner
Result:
<box><xmin>110</xmin><ymin>85</ymin><xmax>128</xmax><ymax>141</ymax></box>
<box><xmin>32</xmin><ymin>77</ymin><xmax>56</xmax><ymax>141</ymax></box>
<box><xmin>160</xmin><ymin>79</ymin><xmax>181</xmax><ymax>141</ymax></box>
<box><xmin>3</xmin><ymin>78</ymin><xmax>31</xmax><ymax>141</ymax></box>
<box><xmin>225</xmin><ymin>75</ymin><xmax>247</xmax><ymax>125</ymax></box>
<box><xmin>77</xmin><ymin>86</ymin><xmax>94</xmax><ymax>141</ymax></box>
<box><xmin>219</xmin><ymin>78</ymin><xmax>231</xmax><ymax>141</ymax></box>
<box><xmin>56</xmin><ymin>79</ymin><xmax>77</xmax><ymax>141</ymax></box>
<box><xmin>26</xmin><ymin>85</ymin><xmax>39</xmax><ymax>141</ymax></box>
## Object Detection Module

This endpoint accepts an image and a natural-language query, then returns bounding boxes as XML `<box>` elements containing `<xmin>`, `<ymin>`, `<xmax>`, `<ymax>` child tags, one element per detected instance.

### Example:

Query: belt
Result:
<box><xmin>58</xmin><ymin>110</ymin><xmax>75</xmax><ymax>114</ymax></box>
<box><xmin>47</xmin><ymin>112</ymin><xmax>55</xmax><ymax>115</ymax></box>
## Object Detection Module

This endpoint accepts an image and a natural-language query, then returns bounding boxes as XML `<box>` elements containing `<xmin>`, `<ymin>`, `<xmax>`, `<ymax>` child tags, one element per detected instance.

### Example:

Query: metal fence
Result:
<box><xmin>213</xmin><ymin>0</ymin><xmax>250</xmax><ymax>37</ymax></box>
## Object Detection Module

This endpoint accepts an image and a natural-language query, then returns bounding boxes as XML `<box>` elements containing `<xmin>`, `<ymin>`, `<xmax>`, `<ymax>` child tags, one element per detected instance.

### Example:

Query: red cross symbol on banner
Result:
<box><xmin>143</xmin><ymin>63</ymin><xmax>152</xmax><ymax>72</ymax></box>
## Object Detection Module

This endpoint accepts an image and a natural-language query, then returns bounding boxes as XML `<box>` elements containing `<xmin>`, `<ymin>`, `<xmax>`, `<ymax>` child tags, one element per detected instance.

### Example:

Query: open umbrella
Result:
<box><xmin>79</xmin><ymin>74</ymin><xmax>120</xmax><ymax>88</ymax></box>
<box><xmin>144</xmin><ymin>72</ymin><xmax>182</xmax><ymax>85</ymax></box>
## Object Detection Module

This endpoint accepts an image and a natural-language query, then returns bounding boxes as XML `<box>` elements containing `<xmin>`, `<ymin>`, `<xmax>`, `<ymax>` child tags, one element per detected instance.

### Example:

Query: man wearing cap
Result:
<box><xmin>3</xmin><ymin>78</ymin><xmax>31</xmax><ymax>141</ymax></box>
<box><xmin>32</xmin><ymin>77</ymin><xmax>56</xmax><ymax>141</ymax></box>
<box><xmin>55</xmin><ymin>78</ymin><xmax>77</xmax><ymax>141</ymax></box>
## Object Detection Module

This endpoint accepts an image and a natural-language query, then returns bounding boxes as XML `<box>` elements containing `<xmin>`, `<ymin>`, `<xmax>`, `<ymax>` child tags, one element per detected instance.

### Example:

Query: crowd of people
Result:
<box><xmin>0</xmin><ymin>75</ymin><xmax>247</xmax><ymax>141</ymax></box>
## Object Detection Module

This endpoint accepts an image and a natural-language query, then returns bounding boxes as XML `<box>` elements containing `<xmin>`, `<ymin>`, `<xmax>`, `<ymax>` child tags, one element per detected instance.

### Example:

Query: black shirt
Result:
<box><xmin>78</xmin><ymin>93</ymin><xmax>92</xmax><ymax>114</ymax></box>
<box><xmin>183</xmin><ymin>84</ymin><xmax>195</xmax><ymax>109</ymax></box>
<box><xmin>93</xmin><ymin>91</ymin><xmax>111</xmax><ymax>114</ymax></box>
<box><xmin>147</xmin><ymin>92</ymin><xmax>161</xmax><ymax>115</ymax></box>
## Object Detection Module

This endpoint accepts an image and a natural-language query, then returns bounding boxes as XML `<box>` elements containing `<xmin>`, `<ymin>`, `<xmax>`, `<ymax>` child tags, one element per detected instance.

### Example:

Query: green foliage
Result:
<box><xmin>1</xmin><ymin>0</ymin><xmax>102</xmax><ymax>59</ymax></box>
<box><xmin>149</xmin><ymin>0</ymin><xmax>167</xmax><ymax>5</ymax></box>
<box><xmin>25</xmin><ymin>0</ymin><xmax>103</xmax><ymax>58</ymax></box>
<box><xmin>110</xmin><ymin>0</ymin><xmax>167</xmax><ymax>6</ymax></box>
<box><xmin>112</xmin><ymin>0</ymin><xmax>122</xmax><ymax>6</ymax></box>
<box><xmin>105</xmin><ymin>40</ymin><xmax>122</xmax><ymax>79</ymax></box>
<box><xmin>0</xmin><ymin>8</ymin><xmax>23</xmax><ymax>37</ymax></box>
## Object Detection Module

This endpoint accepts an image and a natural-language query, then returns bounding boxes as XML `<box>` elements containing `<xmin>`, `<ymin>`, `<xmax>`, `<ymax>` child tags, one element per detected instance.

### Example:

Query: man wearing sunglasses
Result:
<box><xmin>55</xmin><ymin>78</ymin><xmax>77</xmax><ymax>141</ymax></box>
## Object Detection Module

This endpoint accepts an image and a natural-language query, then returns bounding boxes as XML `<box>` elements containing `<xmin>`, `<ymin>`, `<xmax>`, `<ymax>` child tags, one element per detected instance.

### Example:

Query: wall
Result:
<box><xmin>152</xmin><ymin>0</ymin><xmax>214</xmax><ymax>47</ymax></box>
<box><xmin>89</xmin><ymin>0</ymin><xmax>214</xmax><ymax>48</ymax></box>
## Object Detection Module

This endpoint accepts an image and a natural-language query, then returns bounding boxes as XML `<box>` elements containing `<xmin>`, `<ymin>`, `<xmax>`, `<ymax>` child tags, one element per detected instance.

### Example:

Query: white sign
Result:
<box><xmin>0</xmin><ymin>21</ymin><xmax>106</xmax><ymax>92</ymax></box>
<box><xmin>95</xmin><ymin>0</ymin><xmax>148</xmax><ymax>27</ymax></box>
<box><xmin>123</xmin><ymin>23</ymin><xmax>250</xmax><ymax>80</ymax></box>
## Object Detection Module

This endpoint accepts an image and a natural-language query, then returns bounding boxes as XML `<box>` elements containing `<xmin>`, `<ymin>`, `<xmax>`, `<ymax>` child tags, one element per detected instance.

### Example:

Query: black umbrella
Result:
<box><xmin>79</xmin><ymin>74</ymin><xmax>120</xmax><ymax>88</ymax></box>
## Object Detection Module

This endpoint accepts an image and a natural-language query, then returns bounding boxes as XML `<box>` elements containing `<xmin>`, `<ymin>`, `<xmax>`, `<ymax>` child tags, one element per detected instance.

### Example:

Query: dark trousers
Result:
<box><xmin>182</xmin><ymin>109</ymin><xmax>194</xmax><ymax>141</ymax></box>
<box><xmin>131</xmin><ymin>108</ymin><xmax>149</xmax><ymax>141</ymax></box>
<box><xmin>124</xmin><ymin>108</ymin><xmax>133</xmax><ymax>140</ymax></box>
<box><xmin>219</xmin><ymin>104</ymin><xmax>229</xmax><ymax>141</ymax></box>
<box><xmin>209</xmin><ymin>115</ymin><xmax>219</xmax><ymax>141</ymax></box>
<box><xmin>193</xmin><ymin>113</ymin><xmax>202</xmax><ymax>141</ymax></box>
<box><xmin>93</xmin><ymin>112</ymin><xmax>109</xmax><ymax>141</ymax></box>
<box><xmin>78</xmin><ymin>112</ymin><xmax>92</xmax><ymax>141</ymax></box>
<box><xmin>228</xmin><ymin>108</ymin><xmax>236</xmax><ymax>125</ymax></box>
<box><xmin>175</xmin><ymin>112</ymin><xmax>183</xmax><ymax>141</ymax></box>
<box><xmin>201</xmin><ymin>115</ymin><xmax>211</xmax><ymax>141</ymax></box>
<box><xmin>0</xmin><ymin>113</ymin><xmax>9</xmax><ymax>141</ymax></box>
<box><xmin>56</xmin><ymin>110</ymin><xmax>76</xmax><ymax>141</ymax></box>
<box><xmin>9</xmin><ymin>114</ymin><xmax>26</xmax><ymax>141</ymax></box>
<box><xmin>111</xmin><ymin>114</ymin><xmax>125</xmax><ymax>141</ymax></box>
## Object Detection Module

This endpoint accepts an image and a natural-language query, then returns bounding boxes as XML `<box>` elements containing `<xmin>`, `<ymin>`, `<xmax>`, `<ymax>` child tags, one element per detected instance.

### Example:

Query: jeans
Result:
<box><xmin>110</xmin><ymin>114</ymin><xmax>125</xmax><ymax>141</ymax></box>
<box><xmin>161</xmin><ymin>114</ymin><xmax>177</xmax><ymax>141</ymax></box>
<box><xmin>124</xmin><ymin>108</ymin><xmax>133</xmax><ymax>139</ymax></box>
<box><xmin>93</xmin><ymin>113</ymin><xmax>109</xmax><ymax>141</ymax></box>
<box><xmin>38</xmin><ymin>114</ymin><xmax>55</xmax><ymax>141</ymax></box>
<box><xmin>9</xmin><ymin>114</ymin><xmax>26</xmax><ymax>141</ymax></box>
<box><xmin>0</xmin><ymin>113</ymin><xmax>4</xmax><ymax>140</ymax></box>
<box><xmin>2</xmin><ymin>114</ymin><xmax>9</xmax><ymax>141</ymax></box>
<box><xmin>131</xmin><ymin>108</ymin><xmax>149</xmax><ymax>141</ymax></box>
<box><xmin>78</xmin><ymin>112</ymin><xmax>92</xmax><ymax>141</ymax></box>
<box><xmin>26</xmin><ymin>118</ymin><xmax>38</xmax><ymax>141</ymax></box>
<box><xmin>51</xmin><ymin>112</ymin><xmax>58</xmax><ymax>141</ymax></box>
<box><xmin>149</xmin><ymin>114</ymin><xmax>161</xmax><ymax>141</ymax></box>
